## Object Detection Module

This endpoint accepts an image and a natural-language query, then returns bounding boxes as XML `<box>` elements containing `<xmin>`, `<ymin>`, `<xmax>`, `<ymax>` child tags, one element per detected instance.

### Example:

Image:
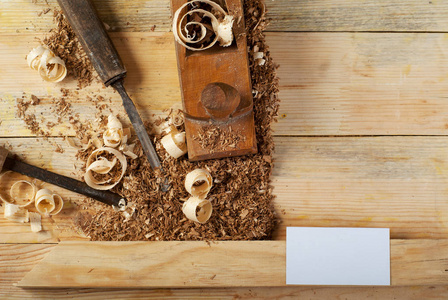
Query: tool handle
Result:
<box><xmin>56</xmin><ymin>0</ymin><xmax>126</xmax><ymax>86</ymax></box>
<box><xmin>113</xmin><ymin>80</ymin><xmax>161</xmax><ymax>170</ymax></box>
<box><xmin>3</xmin><ymin>157</ymin><xmax>125</xmax><ymax>207</ymax></box>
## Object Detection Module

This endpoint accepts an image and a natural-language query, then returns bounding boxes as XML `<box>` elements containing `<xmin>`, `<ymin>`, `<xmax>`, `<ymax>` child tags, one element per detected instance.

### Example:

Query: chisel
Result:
<box><xmin>56</xmin><ymin>0</ymin><xmax>169</xmax><ymax>191</ymax></box>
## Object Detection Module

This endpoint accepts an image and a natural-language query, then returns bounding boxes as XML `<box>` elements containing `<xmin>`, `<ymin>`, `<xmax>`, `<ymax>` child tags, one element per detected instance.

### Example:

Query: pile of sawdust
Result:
<box><xmin>43</xmin><ymin>9</ymin><xmax>95</xmax><ymax>88</ymax></box>
<box><xmin>15</xmin><ymin>0</ymin><xmax>280</xmax><ymax>241</ymax></box>
<box><xmin>76</xmin><ymin>0</ymin><xmax>280</xmax><ymax>241</ymax></box>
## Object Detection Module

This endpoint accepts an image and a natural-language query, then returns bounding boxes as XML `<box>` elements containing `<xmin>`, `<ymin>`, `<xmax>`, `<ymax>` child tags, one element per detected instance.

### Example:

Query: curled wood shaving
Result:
<box><xmin>27</xmin><ymin>45</ymin><xmax>67</xmax><ymax>82</ymax></box>
<box><xmin>161</xmin><ymin>127</ymin><xmax>187</xmax><ymax>159</ymax></box>
<box><xmin>9</xmin><ymin>180</ymin><xmax>37</xmax><ymax>207</ymax></box>
<box><xmin>86</xmin><ymin>157</ymin><xmax>117</xmax><ymax>174</ymax></box>
<box><xmin>182</xmin><ymin>196</ymin><xmax>213</xmax><ymax>224</ymax></box>
<box><xmin>35</xmin><ymin>188</ymin><xmax>56</xmax><ymax>214</ymax></box>
<box><xmin>27</xmin><ymin>45</ymin><xmax>46</xmax><ymax>70</ymax></box>
<box><xmin>120</xmin><ymin>143</ymin><xmax>138</xmax><ymax>159</ymax></box>
<box><xmin>34</xmin><ymin>189</ymin><xmax>63</xmax><ymax>216</ymax></box>
<box><xmin>103</xmin><ymin>114</ymin><xmax>124</xmax><ymax>148</ymax></box>
<box><xmin>51</xmin><ymin>194</ymin><xmax>64</xmax><ymax>215</ymax></box>
<box><xmin>172</xmin><ymin>0</ymin><xmax>234</xmax><ymax>51</ymax></box>
<box><xmin>84</xmin><ymin>147</ymin><xmax>127</xmax><ymax>190</ymax></box>
<box><xmin>184</xmin><ymin>168</ymin><xmax>212</xmax><ymax>198</ymax></box>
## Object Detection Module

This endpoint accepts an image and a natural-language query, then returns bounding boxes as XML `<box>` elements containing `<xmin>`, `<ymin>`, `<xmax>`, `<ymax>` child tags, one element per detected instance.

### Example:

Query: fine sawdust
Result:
<box><xmin>43</xmin><ymin>9</ymin><xmax>95</xmax><ymax>88</ymax></box>
<box><xmin>15</xmin><ymin>89</ymin><xmax>113</xmax><ymax>153</ymax></box>
<box><xmin>76</xmin><ymin>0</ymin><xmax>280</xmax><ymax>241</ymax></box>
<box><xmin>9</xmin><ymin>0</ymin><xmax>280</xmax><ymax>241</ymax></box>
<box><xmin>193</xmin><ymin>124</ymin><xmax>247</xmax><ymax>153</ymax></box>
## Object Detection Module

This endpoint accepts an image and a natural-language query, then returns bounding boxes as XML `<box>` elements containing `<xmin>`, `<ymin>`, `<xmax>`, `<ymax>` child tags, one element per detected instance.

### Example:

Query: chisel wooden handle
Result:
<box><xmin>56</xmin><ymin>0</ymin><xmax>126</xmax><ymax>86</ymax></box>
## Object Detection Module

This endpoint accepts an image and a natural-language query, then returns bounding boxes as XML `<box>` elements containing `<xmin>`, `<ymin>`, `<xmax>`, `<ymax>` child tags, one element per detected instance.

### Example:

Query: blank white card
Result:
<box><xmin>286</xmin><ymin>227</ymin><xmax>390</xmax><ymax>285</ymax></box>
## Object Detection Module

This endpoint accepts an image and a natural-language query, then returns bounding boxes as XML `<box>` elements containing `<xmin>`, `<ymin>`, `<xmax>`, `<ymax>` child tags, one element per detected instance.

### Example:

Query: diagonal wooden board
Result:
<box><xmin>17</xmin><ymin>240</ymin><xmax>448</xmax><ymax>288</ymax></box>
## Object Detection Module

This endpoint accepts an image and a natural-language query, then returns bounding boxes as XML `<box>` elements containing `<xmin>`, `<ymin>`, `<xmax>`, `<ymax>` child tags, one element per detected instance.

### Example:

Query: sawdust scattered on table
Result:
<box><xmin>14</xmin><ymin>89</ymin><xmax>113</xmax><ymax>153</ymax></box>
<box><xmin>9</xmin><ymin>0</ymin><xmax>280</xmax><ymax>241</ymax></box>
<box><xmin>193</xmin><ymin>124</ymin><xmax>247</xmax><ymax>153</ymax></box>
<box><xmin>43</xmin><ymin>9</ymin><xmax>95</xmax><ymax>88</ymax></box>
<box><xmin>75</xmin><ymin>0</ymin><xmax>280</xmax><ymax>241</ymax></box>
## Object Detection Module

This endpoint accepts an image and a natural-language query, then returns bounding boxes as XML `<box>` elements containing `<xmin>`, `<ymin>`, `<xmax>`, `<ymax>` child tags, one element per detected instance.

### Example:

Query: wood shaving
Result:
<box><xmin>182</xmin><ymin>196</ymin><xmax>213</xmax><ymax>224</ymax></box>
<box><xmin>84</xmin><ymin>147</ymin><xmax>127</xmax><ymax>190</ymax></box>
<box><xmin>161</xmin><ymin>127</ymin><xmax>187</xmax><ymax>159</ymax></box>
<box><xmin>193</xmin><ymin>124</ymin><xmax>246</xmax><ymax>153</ymax></box>
<box><xmin>29</xmin><ymin>212</ymin><xmax>42</xmax><ymax>232</ymax></box>
<box><xmin>74</xmin><ymin>0</ymin><xmax>279</xmax><ymax>242</ymax></box>
<box><xmin>172</xmin><ymin>0</ymin><xmax>234</xmax><ymax>51</ymax></box>
<box><xmin>34</xmin><ymin>188</ymin><xmax>64</xmax><ymax>215</ymax></box>
<box><xmin>9</xmin><ymin>180</ymin><xmax>37</xmax><ymax>207</ymax></box>
<box><xmin>43</xmin><ymin>9</ymin><xmax>95</xmax><ymax>88</ymax></box>
<box><xmin>184</xmin><ymin>168</ymin><xmax>212</xmax><ymax>199</ymax></box>
<box><xmin>3</xmin><ymin>203</ymin><xmax>29</xmax><ymax>223</ymax></box>
<box><xmin>27</xmin><ymin>45</ymin><xmax>67</xmax><ymax>82</ymax></box>
<box><xmin>12</xmin><ymin>0</ymin><xmax>280</xmax><ymax>242</ymax></box>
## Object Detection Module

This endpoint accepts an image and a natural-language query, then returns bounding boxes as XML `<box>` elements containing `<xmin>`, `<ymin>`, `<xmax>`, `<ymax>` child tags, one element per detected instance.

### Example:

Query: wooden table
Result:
<box><xmin>1</xmin><ymin>0</ymin><xmax>448</xmax><ymax>298</ymax></box>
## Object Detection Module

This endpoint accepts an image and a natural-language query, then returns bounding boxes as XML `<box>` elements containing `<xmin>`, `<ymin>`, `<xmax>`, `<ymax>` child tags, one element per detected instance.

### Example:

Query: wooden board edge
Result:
<box><xmin>17</xmin><ymin>239</ymin><xmax>448</xmax><ymax>288</ymax></box>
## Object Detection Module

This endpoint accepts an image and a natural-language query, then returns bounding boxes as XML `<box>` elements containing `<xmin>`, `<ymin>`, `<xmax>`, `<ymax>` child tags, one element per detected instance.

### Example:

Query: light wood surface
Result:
<box><xmin>4</xmin><ymin>0</ymin><xmax>448</xmax><ymax>33</ymax></box>
<box><xmin>12</xmin><ymin>240</ymin><xmax>448</xmax><ymax>287</ymax></box>
<box><xmin>4</xmin><ymin>31</ymin><xmax>448</xmax><ymax>136</ymax></box>
<box><xmin>1</xmin><ymin>136</ymin><xmax>447</xmax><ymax>242</ymax></box>
<box><xmin>1</xmin><ymin>0</ymin><xmax>448</xmax><ymax>298</ymax></box>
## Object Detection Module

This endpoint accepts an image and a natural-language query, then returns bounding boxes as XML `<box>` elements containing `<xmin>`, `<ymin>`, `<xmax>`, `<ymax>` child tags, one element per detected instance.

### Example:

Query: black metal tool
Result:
<box><xmin>0</xmin><ymin>147</ymin><xmax>125</xmax><ymax>207</ymax></box>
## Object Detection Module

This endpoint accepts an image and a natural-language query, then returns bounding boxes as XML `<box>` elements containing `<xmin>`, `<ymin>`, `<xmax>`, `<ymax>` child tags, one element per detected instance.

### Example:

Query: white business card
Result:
<box><xmin>286</xmin><ymin>227</ymin><xmax>390</xmax><ymax>285</ymax></box>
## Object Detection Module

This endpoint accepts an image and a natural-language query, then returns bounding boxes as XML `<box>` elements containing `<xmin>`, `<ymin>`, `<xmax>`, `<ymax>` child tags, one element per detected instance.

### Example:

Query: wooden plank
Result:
<box><xmin>1</xmin><ymin>287</ymin><xmax>447</xmax><ymax>300</ymax></box>
<box><xmin>2</xmin><ymin>0</ymin><xmax>448</xmax><ymax>33</ymax></box>
<box><xmin>3</xmin><ymin>32</ymin><xmax>448</xmax><ymax>137</ymax></box>
<box><xmin>4</xmin><ymin>243</ymin><xmax>447</xmax><ymax>297</ymax></box>
<box><xmin>15</xmin><ymin>240</ymin><xmax>448</xmax><ymax>287</ymax></box>
<box><xmin>270</xmin><ymin>32</ymin><xmax>448</xmax><ymax>136</ymax></box>
<box><xmin>18</xmin><ymin>241</ymin><xmax>285</xmax><ymax>288</ymax></box>
<box><xmin>264</xmin><ymin>0</ymin><xmax>448</xmax><ymax>32</ymax></box>
<box><xmin>0</xmin><ymin>32</ymin><xmax>180</xmax><ymax>138</ymax></box>
<box><xmin>1</xmin><ymin>136</ymin><xmax>447</xmax><ymax>242</ymax></box>
<box><xmin>272</xmin><ymin>136</ymin><xmax>448</xmax><ymax>240</ymax></box>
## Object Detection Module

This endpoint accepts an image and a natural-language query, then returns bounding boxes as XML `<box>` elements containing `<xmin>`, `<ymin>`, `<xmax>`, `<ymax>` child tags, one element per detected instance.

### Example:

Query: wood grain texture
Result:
<box><xmin>4</xmin><ymin>32</ymin><xmax>448</xmax><ymax>136</ymax></box>
<box><xmin>1</xmin><ymin>0</ymin><xmax>448</xmax><ymax>296</ymax></box>
<box><xmin>15</xmin><ymin>240</ymin><xmax>448</xmax><ymax>287</ymax></box>
<box><xmin>2</xmin><ymin>279</ymin><xmax>448</xmax><ymax>299</ymax></box>
<box><xmin>271</xmin><ymin>32</ymin><xmax>448</xmax><ymax>136</ymax></box>
<box><xmin>2</xmin><ymin>0</ymin><xmax>448</xmax><ymax>33</ymax></box>
<box><xmin>0</xmin><ymin>32</ymin><xmax>180</xmax><ymax>138</ymax></box>
<box><xmin>272</xmin><ymin>136</ymin><xmax>448</xmax><ymax>240</ymax></box>
<box><xmin>18</xmin><ymin>241</ymin><xmax>285</xmax><ymax>288</ymax></box>
<box><xmin>1</xmin><ymin>136</ymin><xmax>447</xmax><ymax>242</ymax></box>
